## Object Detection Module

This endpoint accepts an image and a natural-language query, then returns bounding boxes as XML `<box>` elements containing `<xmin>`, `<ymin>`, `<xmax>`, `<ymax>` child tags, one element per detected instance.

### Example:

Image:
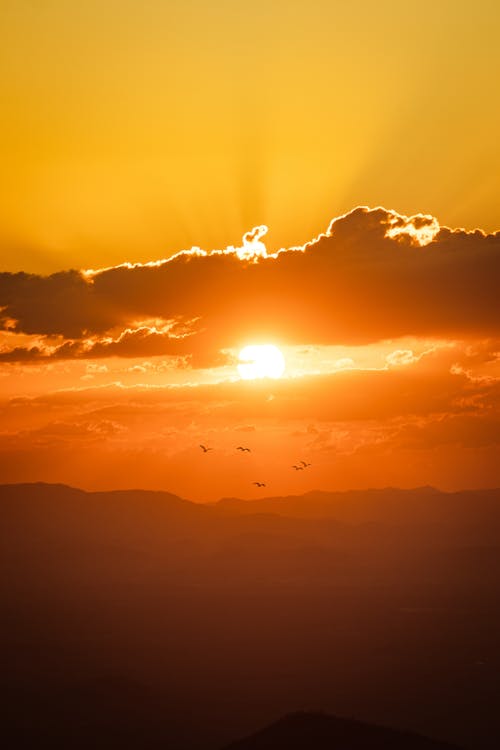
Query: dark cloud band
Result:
<box><xmin>1</xmin><ymin>207</ymin><xmax>499</xmax><ymax>363</ymax></box>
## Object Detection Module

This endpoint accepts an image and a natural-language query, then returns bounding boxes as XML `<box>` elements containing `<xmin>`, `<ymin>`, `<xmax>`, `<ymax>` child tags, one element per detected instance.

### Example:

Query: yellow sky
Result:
<box><xmin>1</xmin><ymin>0</ymin><xmax>500</xmax><ymax>273</ymax></box>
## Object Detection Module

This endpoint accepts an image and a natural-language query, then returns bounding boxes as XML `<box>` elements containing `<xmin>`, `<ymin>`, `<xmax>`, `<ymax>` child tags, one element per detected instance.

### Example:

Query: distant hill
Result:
<box><xmin>2</xmin><ymin>482</ymin><xmax>499</xmax><ymax>527</ymax></box>
<box><xmin>0</xmin><ymin>481</ymin><xmax>202</xmax><ymax>519</ymax></box>
<box><xmin>2</xmin><ymin>481</ymin><xmax>500</xmax><ymax>586</ymax></box>
<box><xmin>2</xmin><ymin>482</ymin><xmax>500</xmax><ymax>749</ymax></box>
<box><xmin>216</xmin><ymin>486</ymin><xmax>500</xmax><ymax>531</ymax></box>
<box><xmin>223</xmin><ymin>711</ymin><xmax>463</xmax><ymax>749</ymax></box>
<box><xmin>0</xmin><ymin>480</ymin><xmax>211</xmax><ymax>542</ymax></box>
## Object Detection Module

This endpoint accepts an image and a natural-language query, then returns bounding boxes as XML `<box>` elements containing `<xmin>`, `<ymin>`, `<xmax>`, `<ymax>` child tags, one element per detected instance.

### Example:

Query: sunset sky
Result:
<box><xmin>1</xmin><ymin>1</ymin><xmax>499</xmax><ymax>499</ymax></box>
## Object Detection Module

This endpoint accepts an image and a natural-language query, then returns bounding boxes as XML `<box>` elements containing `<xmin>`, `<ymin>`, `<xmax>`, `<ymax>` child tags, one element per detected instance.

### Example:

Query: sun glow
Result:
<box><xmin>237</xmin><ymin>344</ymin><xmax>286</xmax><ymax>380</ymax></box>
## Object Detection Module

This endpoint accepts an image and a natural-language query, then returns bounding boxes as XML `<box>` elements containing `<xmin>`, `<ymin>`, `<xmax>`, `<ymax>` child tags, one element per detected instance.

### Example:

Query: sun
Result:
<box><xmin>237</xmin><ymin>344</ymin><xmax>286</xmax><ymax>380</ymax></box>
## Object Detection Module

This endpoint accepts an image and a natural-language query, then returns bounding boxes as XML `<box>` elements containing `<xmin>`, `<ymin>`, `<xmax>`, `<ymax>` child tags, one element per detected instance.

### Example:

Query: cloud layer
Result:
<box><xmin>0</xmin><ymin>341</ymin><xmax>498</xmax><ymax>497</ymax></box>
<box><xmin>1</xmin><ymin>206</ymin><xmax>499</xmax><ymax>363</ymax></box>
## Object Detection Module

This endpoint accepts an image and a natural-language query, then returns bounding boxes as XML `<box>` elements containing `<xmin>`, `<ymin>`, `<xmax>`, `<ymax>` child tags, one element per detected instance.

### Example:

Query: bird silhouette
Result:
<box><xmin>236</xmin><ymin>446</ymin><xmax>251</xmax><ymax>452</ymax></box>
<box><xmin>300</xmin><ymin>460</ymin><xmax>312</xmax><ymax>468</ymax></box>
<box><xmin>292</xmin><ymin>465</ymin><xmax>304</xmax><ymax>471</ymax></box>
<box><xmin>253</xmin><ymin>482</ymin><xmax>266</xmax><ymax>487</ymax></box>
<box><xmin>199</xmin><ymin>444</ymin><xmax>213</xmax><ymax>453</ymax></box>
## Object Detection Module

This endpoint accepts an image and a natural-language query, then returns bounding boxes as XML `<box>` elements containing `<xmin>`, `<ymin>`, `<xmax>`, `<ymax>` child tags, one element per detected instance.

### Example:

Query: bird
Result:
<box><xmin>292</xmin><ymin>465</ymin><xmax>304</xmax><ymax>471</ymax></box>
<box><xmin>253</xmin><ymin>482</ymin><xmax>266</xmax><ymax>487</ymax></box>
<box><xmin>236</xmin><ymin>446</ymin><xmax>251</xmax><ymax>452</ymax></box>
<box><xmin>199</xmin><ymin>444</ymin><xmax>213</xmax><ymax>453</ymax></box>
<box><xmin>300</xmin><ymin>461</ymin><xmax>312</xmax><ymax>468</ymax></box>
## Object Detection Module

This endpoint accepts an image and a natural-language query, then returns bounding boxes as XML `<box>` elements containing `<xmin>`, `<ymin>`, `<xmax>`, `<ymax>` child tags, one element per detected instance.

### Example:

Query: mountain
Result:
<box><xmin>1</xmin><ymin>480</ymin><xmax>206</xmax><ymax>523</ymax></box>
<box><xmin>223</xmin><ymin>712</ymin><xmax>463</xmax><ymax>749</ymax></box>
<box><xmin>2</xmin><ymin>482</ymin><xmax>500</xmax><ymax>749</ymax></box>
<box><xmin>216</xmin><ymin>486</ymin><xmax>500</xmax><ymax>528</ymax></box>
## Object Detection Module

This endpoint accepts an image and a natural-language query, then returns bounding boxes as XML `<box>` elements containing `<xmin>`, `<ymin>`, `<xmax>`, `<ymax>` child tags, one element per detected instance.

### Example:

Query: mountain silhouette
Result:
<box><xmin>223</xmin><ymin>711</ymin><xmax>463</xmax><ymax>749</ymax></box>
<box><xmin>2</xmin><ymin>482</ymin><xmax>500</xmax><ymax>749</ymax></box>
<box><xmin>215</xmin><ymin>486</ymin><xmax>500</xmax><ymax>528</ymax></box>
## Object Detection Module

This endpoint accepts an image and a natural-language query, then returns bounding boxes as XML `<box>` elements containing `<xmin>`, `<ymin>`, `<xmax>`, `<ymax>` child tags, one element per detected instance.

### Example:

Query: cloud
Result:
<box><xmin>1</xmin><ymin>206</ymin><xmax>499</xmax><ymax>363</ymax></box>
<box><xmin>1</xmin><ymin>368</ymin><xmax>498</xmax><ymax>495</ymax></box>
<box><xmin>0</xmin><ymin>337</ymin><xmax>498</xmax><ymax>495</ymax></box>
<box><xmin>2</xmin><ymin>343</ymin><xmax>496</xmax><ymax>424</ymax></box>
<box><xmin>0</xmin><ymin>325</ymin><xmax>232</xmax><ymax>368</ymax></box>
<box><xmin>393</xmin><ymin>413</ymin><xmax>500</xmax><ymax>451</ymax></box>
<box><xmin>386</xmin><ymin>349</ymin><xmax>419</xmax><ymax>366</ymax></box>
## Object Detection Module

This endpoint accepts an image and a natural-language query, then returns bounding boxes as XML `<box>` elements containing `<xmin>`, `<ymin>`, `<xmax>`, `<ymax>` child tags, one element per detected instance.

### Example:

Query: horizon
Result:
<box><xmin>3</xmin><ymin>479</ymin><xmax>500</xmax><ymax>503</ymax></box>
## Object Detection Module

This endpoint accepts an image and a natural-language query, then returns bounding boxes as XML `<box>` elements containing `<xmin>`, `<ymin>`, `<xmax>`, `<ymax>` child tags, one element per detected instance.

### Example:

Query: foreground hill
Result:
<box><xmin>223</xmin><ymin>712</ymin><xmax>462</xmax><ymax>749</ymax></box>
<box><xmin>1</xmin><ymin>482</ymin><xmax>500</xmax><ymax>749</ymax></box>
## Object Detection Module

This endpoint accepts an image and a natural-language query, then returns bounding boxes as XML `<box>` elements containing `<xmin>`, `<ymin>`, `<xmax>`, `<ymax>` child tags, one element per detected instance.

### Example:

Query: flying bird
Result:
<box><xmin>237</xmin><ymin>446</ymin><xmax>251</xmax><ymax>452</ymax></box>
<box><xmin>253</xmin><ymin>482</ymin><xmax>266</xmax><ymax>487</ymax></box>
<box><xmin>292</xmin><ymin>465</ymin><xmax>304</xmax><ymax>471</ymax></box>
<box><xmin>199</xmin><ymin>444</ymin><xmax>213</xmax><ymax>453</ymax></box>
<box><xmin>300</xmin><ymin>461</ymin><xmax>312</xmax><ymax>468</ymax></box>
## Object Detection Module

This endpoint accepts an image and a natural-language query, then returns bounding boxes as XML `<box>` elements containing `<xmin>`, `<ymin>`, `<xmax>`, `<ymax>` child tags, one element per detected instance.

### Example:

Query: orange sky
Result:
<box><xmin>1</xmin><ymin>1</ymin><xmax>500</xmax><ymax>273</ymax></box>
<box><xmin>0</xmin><ymin>3</ymin><xmax>499</xmax><ymax>497</ymax></box>
<box><xmin>1</xmin><ymin>207</ymin><xmax>499</xmax><ymax>498</ymax></box>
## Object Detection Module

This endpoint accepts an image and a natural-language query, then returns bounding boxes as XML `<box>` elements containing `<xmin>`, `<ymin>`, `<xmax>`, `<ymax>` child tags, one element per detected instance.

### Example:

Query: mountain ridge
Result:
<box><xmin>2</xmin><ymin>481</ymin><xmax>500</xmax><ymax>749</ymax></box>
